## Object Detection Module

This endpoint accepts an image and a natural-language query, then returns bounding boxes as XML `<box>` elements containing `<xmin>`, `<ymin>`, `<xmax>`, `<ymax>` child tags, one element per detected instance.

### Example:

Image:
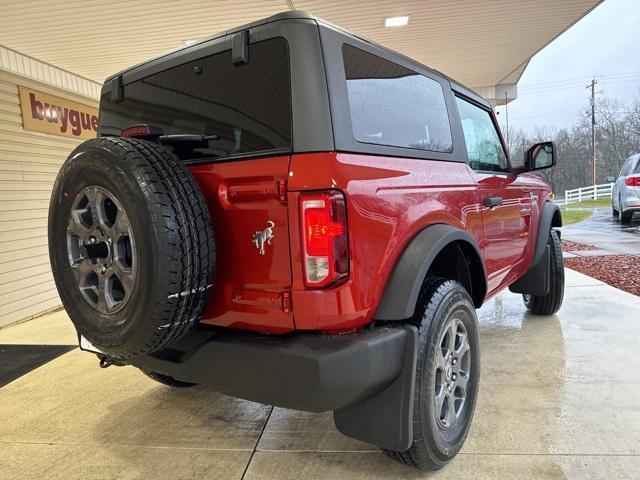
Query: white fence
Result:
<box><xmin>555</xmin><ymin>183</ymin><xmax>613</xmax><ymax>206</ymax></box>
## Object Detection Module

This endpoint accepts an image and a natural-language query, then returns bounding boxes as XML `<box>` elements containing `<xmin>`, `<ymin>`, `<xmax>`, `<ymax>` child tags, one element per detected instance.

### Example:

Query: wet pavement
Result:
<box><xmin>562</xmin><ymin>207</ymin><xmax>640</xmax><ymax>255</ymax></box>
<box><xmin>1</xmin><ymin>269</ymin><xmax>639</xmax><ymax>479</ymax></box>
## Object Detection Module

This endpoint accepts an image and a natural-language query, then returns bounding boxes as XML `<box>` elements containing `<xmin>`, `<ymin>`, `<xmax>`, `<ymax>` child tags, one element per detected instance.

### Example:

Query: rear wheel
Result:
<box><xmin>49</xmin><ymin>137</ymin><xmax>215</xmax><ymax>359</ymax></box>
<box><xmin>383</xmin><ymin>278</ymin><xmax>480</xmax><ymax>470</ymax></box>
<box><xmin>523</xmin><ymin>229</ymin><xmax>564</xmax><ymax>315</ymax></box>
<box><xmin>141</xmin><ymin>369</ymin><xmax>197</xmax><ymax>388</ymax></box>
<box><xmin>620</xmin><ymin>209</ymin><xmax>633</xmax><ymax>224</ymax></box>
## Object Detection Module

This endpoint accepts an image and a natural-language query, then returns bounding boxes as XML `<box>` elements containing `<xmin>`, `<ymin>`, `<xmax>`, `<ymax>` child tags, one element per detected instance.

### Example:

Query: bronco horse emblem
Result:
<box><xmin>251</xmin><ymin>221</ymin><xmax>275</xmax><ymax>255</ymax></box>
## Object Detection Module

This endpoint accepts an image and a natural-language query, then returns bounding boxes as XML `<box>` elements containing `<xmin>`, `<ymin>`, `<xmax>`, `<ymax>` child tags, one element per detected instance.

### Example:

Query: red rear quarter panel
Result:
<box><xmin>190</xmin><ymin>154</ymin><xmax>551</xmax><ymax>334</ymax></box>
<box><xmin>288</xmin><ymin>152</ymin><xmax>483</xmax><ymax>331</ymax></box>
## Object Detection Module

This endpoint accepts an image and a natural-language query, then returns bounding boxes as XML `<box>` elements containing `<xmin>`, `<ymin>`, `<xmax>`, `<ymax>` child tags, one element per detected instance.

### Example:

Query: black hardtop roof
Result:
<box><xmin>103</xmin><ymin>10</ymin><xmax>488</xmax><ymax>107</ymax></box>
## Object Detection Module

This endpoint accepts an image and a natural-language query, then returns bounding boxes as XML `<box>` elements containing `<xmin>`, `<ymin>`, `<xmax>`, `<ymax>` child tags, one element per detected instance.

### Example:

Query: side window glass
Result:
<box><xmin>342</xmin><ymin>44</ymin><xmax>453</xmax><ymax>153</ymax></box>
<box><xmin>455</xmin><ymin>96</ymin><xmax>509</xmax><ymax>173</ymax></box>
<box><xmin>620</xmin><ymin>159</ymin><xmax>631</xmax><ymax>177</ymax></box>
<box><xmin>633</xmin><ymin>159</ymin><xmax>640</xmax><ymax>174</ymax></box>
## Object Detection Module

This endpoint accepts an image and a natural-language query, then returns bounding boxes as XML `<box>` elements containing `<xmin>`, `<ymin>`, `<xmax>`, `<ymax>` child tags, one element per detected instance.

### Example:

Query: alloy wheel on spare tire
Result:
<box><xmin>48</xmin><ymin>137</ymin><xmax>215</xmax><ymax>358</ymax></box>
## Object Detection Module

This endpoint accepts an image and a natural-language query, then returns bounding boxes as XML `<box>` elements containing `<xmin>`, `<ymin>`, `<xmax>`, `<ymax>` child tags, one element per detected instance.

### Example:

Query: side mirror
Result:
<box><xmin>525</xmin><ymin>141</ymin><xmax>556</xmax><ymax>171</ymax></box>
<box><xmin>606</xmin><ymin>175</ymin><xmax>616</xmax><ymax>183</ymax></box>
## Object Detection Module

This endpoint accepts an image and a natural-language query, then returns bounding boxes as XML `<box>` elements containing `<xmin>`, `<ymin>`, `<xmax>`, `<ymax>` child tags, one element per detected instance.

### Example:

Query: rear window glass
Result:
<box><xmin>342</xmin><ymin>44</ymin><xmax>452</xmax><ymax>153</ymax></box>
<box><xmin>99</xmin><ymin>38</ymin><xmax>291</xmax><ymax>161</ymax></box>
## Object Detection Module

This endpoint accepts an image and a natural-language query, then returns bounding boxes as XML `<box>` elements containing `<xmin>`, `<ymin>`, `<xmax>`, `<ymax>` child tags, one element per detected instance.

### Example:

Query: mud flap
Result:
<box><xmin>333</xmin><ymin>325</ymin><xmax>418</xmax><ymax>451</ymax></box>
<box><xmin>509</xmin><ymin>244</ymin><xmax>550</xmax><ymax>296</ymax></box>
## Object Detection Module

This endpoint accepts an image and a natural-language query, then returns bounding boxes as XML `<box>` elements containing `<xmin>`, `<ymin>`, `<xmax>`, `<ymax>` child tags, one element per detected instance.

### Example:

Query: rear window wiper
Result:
<box><xmin>158</xmin><ymin>134</ymin><xmax>219</xmax><ymax>148</ymax></box>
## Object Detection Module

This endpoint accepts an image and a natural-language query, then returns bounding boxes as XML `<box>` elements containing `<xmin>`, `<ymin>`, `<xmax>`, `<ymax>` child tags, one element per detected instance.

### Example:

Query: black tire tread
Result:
<box><xmin>124</xmin><ymin>138</ymin><xmax>214</xmax><ymax>349</ymax></box>
<box><xmin>382</xmin><ymin>277</ymin><xmax>475</xmax><ymax>471</ymax></box>
<box><xmin>51</xmin><ymin>137</ymin><xmax>214</xmax><ymax>357</ymax></box>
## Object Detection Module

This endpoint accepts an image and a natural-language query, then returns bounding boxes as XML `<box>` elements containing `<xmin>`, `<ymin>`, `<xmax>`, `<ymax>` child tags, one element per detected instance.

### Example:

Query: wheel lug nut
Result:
<box><xmin>90</xmin><ymin>237</ymin><xmax>96</xmax><ymax>244</ymax></box>
<box><xmin>101</xmin><ymin>265</ymin><xmax>107</xmax><ymax>273</ymax></box>
<box><xmin>452</xmin><ymin>359</ymin><xmax>457</xmax><ymax>365</ymax></box>
<box><xmin>452</xmin><ymin>374</ymin><xmax>457</xmax><ymax>380</ymax></box>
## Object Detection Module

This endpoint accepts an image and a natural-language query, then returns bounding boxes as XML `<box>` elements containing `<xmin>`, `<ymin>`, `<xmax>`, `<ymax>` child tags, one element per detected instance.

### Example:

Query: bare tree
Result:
<box><xmin>594</xmin><ymin>97</ymin><xmax>636</xmax><ymax>179</ymax></box>
<box><xmin>497</xmin><ymin>91</ymin><xmax>640</xmax><ymax>196</ymax></box>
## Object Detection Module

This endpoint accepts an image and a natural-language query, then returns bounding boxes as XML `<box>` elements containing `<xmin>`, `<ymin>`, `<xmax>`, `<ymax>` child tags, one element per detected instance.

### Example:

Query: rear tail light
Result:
<box><xmin>299</xmin><ymin>191</ymin><xmax>349</xmax><ymax>288</ymax></box>
<box><xmin>625</xmin><ymin>176</ymin><xmax>640</xmax><ymax>187</ymax></box>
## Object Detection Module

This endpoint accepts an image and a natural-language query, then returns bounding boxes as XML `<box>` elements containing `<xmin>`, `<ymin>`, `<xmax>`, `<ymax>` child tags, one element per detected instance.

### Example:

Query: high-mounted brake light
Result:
<box><xmin>121</xmin><ymin>124</ymin><xmax>162</xmax><ymax>138</ymax></box>
<box><xmin>624</xmin><ymin>176</ymin><xmax>640</xmax><ymax>187</ymax></box>
<box><xmin>299</xmin><ymin>191</ymin><xmax>349</xmax><ymax>288</ymax></box>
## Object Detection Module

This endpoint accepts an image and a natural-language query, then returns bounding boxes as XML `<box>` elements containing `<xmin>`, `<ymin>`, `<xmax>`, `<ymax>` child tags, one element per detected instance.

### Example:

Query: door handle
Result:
<box><xmin>484</xmin><ymin>196</ymin><xmax>503</xmax><ymax>208</ymax></box>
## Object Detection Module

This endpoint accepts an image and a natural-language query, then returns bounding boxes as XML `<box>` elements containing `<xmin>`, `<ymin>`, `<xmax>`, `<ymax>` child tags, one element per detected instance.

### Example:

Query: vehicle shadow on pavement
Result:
<box><xmin>93</xmin><ymin>382</ymin><xmax>271</xmax><ymax>450</ymax></box>
<box><xmin>88</xmin><ymin>295</ymin><xmax>568</xmax><ymax>479</ymax></box>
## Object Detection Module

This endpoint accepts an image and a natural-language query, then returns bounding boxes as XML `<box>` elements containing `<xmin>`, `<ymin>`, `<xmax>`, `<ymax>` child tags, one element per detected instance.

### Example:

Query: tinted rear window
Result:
<box><xmin>99</xmin><ymin>38</ymin><xmax>291</xmax><ymax>161</ymax></box>
<box><xmin>342</xmin><ymin>44</ymin><xmax>452</xmax><ymax>153</ymax></box>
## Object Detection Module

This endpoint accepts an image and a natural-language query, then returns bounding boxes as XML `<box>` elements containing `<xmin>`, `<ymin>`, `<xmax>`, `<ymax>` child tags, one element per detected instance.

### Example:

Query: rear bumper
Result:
<box><xmin>127</xmin><ymin>325</ymin><xmax>414</xmax><ymax>413</ymax></box>
<box><xmin>622</xmin><ymin>205</ymin><xmax>640</xmax><ymax>212</ymax></box>
<box><xmin>622</xmin><ymin>190</ymin><xmax>640</xmax><ymax>210</ymax></box>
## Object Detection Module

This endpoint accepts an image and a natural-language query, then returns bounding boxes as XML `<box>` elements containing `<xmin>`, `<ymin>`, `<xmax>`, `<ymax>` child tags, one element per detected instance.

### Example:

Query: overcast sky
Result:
<box><xmin>494</xmin><ymin>0</ymin><xmax>640</xmax><ymax>133</ymax></box>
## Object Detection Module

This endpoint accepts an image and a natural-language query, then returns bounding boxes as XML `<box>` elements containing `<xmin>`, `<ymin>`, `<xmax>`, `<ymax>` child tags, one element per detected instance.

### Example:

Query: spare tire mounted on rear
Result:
<box><xmin>48</xmin><ymin>137</ymin><xmax>215</xmax><ymax>358</ymax></box>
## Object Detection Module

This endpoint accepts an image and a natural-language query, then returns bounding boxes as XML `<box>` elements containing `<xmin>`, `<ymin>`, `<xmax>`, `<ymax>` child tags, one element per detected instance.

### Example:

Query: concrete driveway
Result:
<box><xmin>1</xmin><ymin>268</ymin><xmax>639</xmax><ymax>479</ymax></box>
<box><xmin>562</xmin><ymin>207</ymin><xmax>640</xmax><ymax>254</ymax></box>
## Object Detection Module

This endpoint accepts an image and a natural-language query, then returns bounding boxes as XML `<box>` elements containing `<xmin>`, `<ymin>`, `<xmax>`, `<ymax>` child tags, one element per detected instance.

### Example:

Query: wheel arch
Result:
<box><xmin>375</xmin><ymin>224</ymin><xmax>487</xmax><ymax>321</ymax></box>
<box><xmin>534</xmin><ymin>201</ymin><xmax>562</xmax><ymax>267</ymax></box>
<box><xmin>551</xmin><ymin>204</ymin><xmax>562</xmax><ymax>228</ymax></box>
<box><xmin>508</xmin><ymin>201</ymin><xmax>561</xmax><ymax>296</ymax></box>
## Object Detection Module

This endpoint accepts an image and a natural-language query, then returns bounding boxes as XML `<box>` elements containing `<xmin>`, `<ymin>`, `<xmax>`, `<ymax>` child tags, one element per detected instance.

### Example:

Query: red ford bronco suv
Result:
<box><xmin>48</xmin><ymin>11</ymin><xmax>564</xmax><ymax>470</ymax></box>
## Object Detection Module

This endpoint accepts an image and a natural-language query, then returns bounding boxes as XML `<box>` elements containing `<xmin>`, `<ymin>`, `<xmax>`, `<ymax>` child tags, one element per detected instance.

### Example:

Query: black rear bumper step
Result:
<box><xmin>128</xmin><ymin>326</ymin><xmax>414</xmax><ymax>414</ymax></box>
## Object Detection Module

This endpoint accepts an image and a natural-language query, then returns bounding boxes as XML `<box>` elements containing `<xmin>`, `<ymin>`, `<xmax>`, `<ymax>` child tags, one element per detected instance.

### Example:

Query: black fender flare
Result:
<box><xmin>375</xmin><ymin>224</ymin><xmax>487</xmax><ymax>321</ymax></box>
<box><xmin>530</xmin><ymin>201</ymin><xmax>562</xmax><ymax>268</ymax></box>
